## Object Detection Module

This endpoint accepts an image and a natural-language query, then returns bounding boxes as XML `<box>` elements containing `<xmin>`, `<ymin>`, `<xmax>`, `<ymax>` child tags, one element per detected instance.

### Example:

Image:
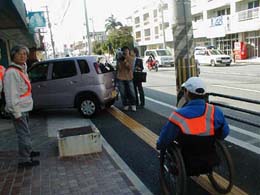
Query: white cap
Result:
<box><xmin>181</xmin><ymin>77</ymin><xmax>206</xmax><ymax>95</ymax></box>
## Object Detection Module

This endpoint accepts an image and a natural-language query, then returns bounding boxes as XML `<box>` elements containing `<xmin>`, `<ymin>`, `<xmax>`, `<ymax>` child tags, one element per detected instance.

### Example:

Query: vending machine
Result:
<box><xmin>234</xmin><ymin>42</ymin><xmax>247</xmax><ymax>60</ymax></box>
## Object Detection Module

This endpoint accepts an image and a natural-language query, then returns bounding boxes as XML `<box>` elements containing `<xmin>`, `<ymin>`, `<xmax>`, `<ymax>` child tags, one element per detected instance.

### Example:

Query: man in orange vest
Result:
<box><xmin>0</xmin><ymin>65</ymin><xmax>6</xmax><ymax>117</ymax></box>
<box><xmin>157</xmin><ymin>77</ymin><xmax>230</xmax><ymax>150</ymax></box>
<box><xmin>3</xmin><ymin>45</ymin><xmax>40</xmax><ymax>168</ymax></box>
<box><xmin>0</xmin><ymin>65</ymin><xmax>5</xmax><ymax>97</ymax></box>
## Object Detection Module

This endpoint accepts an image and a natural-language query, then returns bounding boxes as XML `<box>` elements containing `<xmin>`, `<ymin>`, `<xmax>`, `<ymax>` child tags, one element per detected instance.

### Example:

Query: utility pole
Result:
<box><xmin>159</xmin><ymin>1</ymin><xmax>166</xmax><ymax>49</ymax></box>
<box><xmin>172</xmin><ymin>0</ymin><xmax>197</xmax><ymax>105</ymax></box>
<box><xmin>83</xmin><ymin>0</ymin><xmax>92</xmax><ymax>54</ymax></box>
<box><xmin>44</xmin><ymin>5</ymin><xmax>56</xmax><ymax>58</ymax></box>
<box><xmin>90</xmin><ymin>17</ymin><xmax>96</xmax><ymax>41</ymax></box>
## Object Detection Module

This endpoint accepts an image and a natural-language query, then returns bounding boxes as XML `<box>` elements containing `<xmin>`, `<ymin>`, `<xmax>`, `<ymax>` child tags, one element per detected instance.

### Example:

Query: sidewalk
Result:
<box><xmin>0</xmin><ymin>110</ymin><xmax>152</xmax><ymax>195</ymax></box>
<box><xmin>235</xmin><ymin>57</ymin><xmax>260</xmax><ymax>65</ymax></box>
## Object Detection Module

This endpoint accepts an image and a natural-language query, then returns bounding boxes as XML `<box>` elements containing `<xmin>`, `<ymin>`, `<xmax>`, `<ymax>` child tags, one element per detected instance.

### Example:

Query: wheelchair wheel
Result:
<box><xmin>160</xmin><ymin>145</ymin><xmax>187</xmax><ymax>195</ymax></box>
<box><xmin>208</xmin><ymin>140</ymin><xmax>234</xmax><ymax>194</ymax></box>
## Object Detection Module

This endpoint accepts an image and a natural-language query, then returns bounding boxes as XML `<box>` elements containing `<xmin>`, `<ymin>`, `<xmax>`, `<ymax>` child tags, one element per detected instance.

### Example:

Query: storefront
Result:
<box><xmin>245</xmin><ymin>30</ymin><xmax>260</xmax><ymax>58</ymax></box>
<box><xmin>215</xmin><ymin>34</ymin><xmax>239</xmax><ymax>56</ymax></box>
<box><xmin>0</xmin><ymin>0</ymin><xmax>36</xmax><ymax>66</ymax></box>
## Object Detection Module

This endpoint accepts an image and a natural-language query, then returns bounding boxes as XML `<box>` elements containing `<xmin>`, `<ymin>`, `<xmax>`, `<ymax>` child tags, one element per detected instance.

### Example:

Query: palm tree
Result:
<box><xmin>105</xmin><ymin>14</ymin><xmax>123</xmax><ymax>32</ymax></box>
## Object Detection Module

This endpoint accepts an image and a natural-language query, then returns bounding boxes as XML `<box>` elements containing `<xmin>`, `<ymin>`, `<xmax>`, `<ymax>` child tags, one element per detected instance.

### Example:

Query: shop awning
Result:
<box><xmin>0</xmin><ymin>0</ymin><xmax>36</xmax><ymax>47</ymax></box>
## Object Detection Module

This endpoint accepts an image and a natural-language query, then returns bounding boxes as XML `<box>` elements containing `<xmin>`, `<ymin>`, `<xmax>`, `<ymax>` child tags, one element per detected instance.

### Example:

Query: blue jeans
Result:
<box><xmin>12</xmin><ymin>112</ymin><xmax>32</xmax><ymax>162</ymax></box>
<box><xmin>118</xmin><ymin>80</ymin><xmax>136</xmax><ymax>106</ymax></box>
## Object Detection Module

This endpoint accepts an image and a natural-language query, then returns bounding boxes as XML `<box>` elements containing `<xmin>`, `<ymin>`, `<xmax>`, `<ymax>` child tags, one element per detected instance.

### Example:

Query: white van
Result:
<box><xmin>194</xmin><ymin>47</ymin><xmax>232</xmax><ymax>66</ymax></box>
<box><xmin>144</xmin><ymin>49</ymin><xmax>174</xmax><ymax>67</ymax></box>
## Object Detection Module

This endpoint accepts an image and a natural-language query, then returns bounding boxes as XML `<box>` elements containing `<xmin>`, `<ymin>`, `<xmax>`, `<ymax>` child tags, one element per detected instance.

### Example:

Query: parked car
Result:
<box><xmin>144</xmin><ymin>49</ymin><xmax>174</xmax><ymax>67</ymax></box>
<box><xmin>28</xmin><ymin>55</ymin><xmax>117</xmax><ymax>118</ymax></box>
<box><xmin>194</xmin><ymin>47</ymin><xmax>232</xmax><ymax>66</ymax></box>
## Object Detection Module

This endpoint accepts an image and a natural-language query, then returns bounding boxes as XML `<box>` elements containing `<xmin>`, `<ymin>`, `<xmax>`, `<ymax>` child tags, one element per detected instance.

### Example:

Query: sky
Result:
<box><xmin>24</xmin><ymin>0</ymin><xmax>147</xmax><ymax>51</ymax></box>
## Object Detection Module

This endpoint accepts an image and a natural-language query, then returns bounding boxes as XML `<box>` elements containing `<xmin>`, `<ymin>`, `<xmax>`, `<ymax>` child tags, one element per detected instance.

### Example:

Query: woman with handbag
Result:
<box><xmin>133</xmin><ymin>47</ymin><xmax>145</xmax><ymax>108</ymax></box>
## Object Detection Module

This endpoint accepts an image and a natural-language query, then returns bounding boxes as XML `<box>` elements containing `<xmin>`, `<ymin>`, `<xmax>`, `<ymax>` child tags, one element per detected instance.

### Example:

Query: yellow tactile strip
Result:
<box><xmin>108</xmin><ymin>106</ymin><xmax>248</xmax><ymax>195</ymax></box>
<box><xmin>108</xmin><ymin>106</ymin><xmax>158</xmax><ymax>149</ymax></box>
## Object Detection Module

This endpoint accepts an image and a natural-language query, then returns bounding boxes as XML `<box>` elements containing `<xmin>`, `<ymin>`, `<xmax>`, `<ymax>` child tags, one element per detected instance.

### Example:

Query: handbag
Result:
<box><xmin>133</xmin><ymin>71</ymin><xmax>147</xmax><ymax>82</ymax></box>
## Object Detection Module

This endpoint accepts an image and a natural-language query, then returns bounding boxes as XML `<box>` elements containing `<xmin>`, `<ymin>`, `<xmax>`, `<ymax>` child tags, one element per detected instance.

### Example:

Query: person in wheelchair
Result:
<box><xmin>157</xmin><ymin>77</ymin><xmax>230</xmax><ymax>175</ymax></box>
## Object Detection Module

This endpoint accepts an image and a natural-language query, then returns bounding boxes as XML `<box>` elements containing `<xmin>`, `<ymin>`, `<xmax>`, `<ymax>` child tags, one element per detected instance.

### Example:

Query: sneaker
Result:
<box><xmin>18</xmin><ymin>160</ymin><xmax>40</xmax><ymax>168</ymax></box>
<box><xmin>123</xmin><ymin>106</ymin><xmax>129</xmax><ymax>111</ymax></box>
<box><xmin>30</xmin><ymin>151</ymin><xmax>40</xmax><ymax>157</ymax></box>
<box><xmin>131</xmin><ymin>105</ymin><xmax>136</xmax><ymax>112</ymax></box>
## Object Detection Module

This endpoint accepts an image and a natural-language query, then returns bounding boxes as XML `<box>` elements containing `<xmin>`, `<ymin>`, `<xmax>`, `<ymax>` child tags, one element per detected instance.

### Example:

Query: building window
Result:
<box><xmin>162</xmin><ymin>3</ymin><xmax>168</xmax><ymax>10</ymax></box>
<box><xmin>135</xmin><ymin>17</ymin><xmax>140</xmax><ymax>24</ymax></box>
<box><xmin>135</xmin><ymin>31</ymin><xmax>141</xmax><ymax>42</ymax></box>
<box><xmin>164</xmin><ymin>22</ymin><xmax>169</xmax><ymax>29</ymax></box>
<box><xmin>216</xmin><ymin>8</ymin><xmax>230</xmax><ymax>16</ymax></box>
<box><xmin>144</xmin><ymin>29</ymin><xmax>150</xmax><ymax>36</ymax></box>
<box><xmin>217</xmin><ymin>9</ymin><xmax>225</xmax><ymax>16</ymax></box>
<box><xmin>193</xmin><ymin>15</ymin><xmax>203</xmax><ymax>22</ymax></box>
<box><xmin>154</xmin><ymin>26</ymin><xmax>159</xmax><ymax>39</ymax></box>
<box><xmin>143</xmin><ymin>13</ymin><xmax>149</xmax><ymax>21</ymax></box>
<box><xmin>143</xmin><ymin>13</ymin><xmax>149</xmax><ymax>25</ymax></box>
<box><xmin>248</xmin><ymin>1</ymin><xmax>259</xmax><ymax>9</ymax></box>
<box><xmin>153</xmin><ymin>9</ymin><xmax>157</xmax><ymax>18</ymax></box>
<box><xmin>227</xmin><ymin>8</ymin><xmax>230</xmax><ymax>15</ymax></box>
<box><xmin>144</xmin><ymin>29</ymin><xmax>151</xmax><ymax>40</ymax></box>
<box><xmin>154</xmin><ymin>26</ymin><xmax>159</xmax><ymax>35</ymax></box>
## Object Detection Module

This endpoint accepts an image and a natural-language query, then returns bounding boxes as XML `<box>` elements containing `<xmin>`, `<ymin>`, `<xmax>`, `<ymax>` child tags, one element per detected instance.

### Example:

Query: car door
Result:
<box><xmin>45</xmin><ymin>59</ymin><xmax>80</xmax><ymax>108</ymax></box>
<box><xmin>195</xmin><ymin>50</ymin><xmax>205</xmax><ymax>65</ymax></box>
<box><xmin>28</xmin><ymin>62</ymin><xmax>52</xmax><ymax>108</ymax></box>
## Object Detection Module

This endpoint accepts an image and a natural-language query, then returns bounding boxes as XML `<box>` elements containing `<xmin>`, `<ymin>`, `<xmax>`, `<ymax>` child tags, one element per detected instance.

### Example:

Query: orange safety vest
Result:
<box><xmin>6</xmin><ymin>67</ymin><xmax>31</xmax><ymax>98</ymax></box>
<box><xmin>0</xmin><ymin>65</ymin><xmax>5</xmax><ymax>81</ymax></box>
<box><xmin>168</xmin><ymin>103</ymin><xmax>215</xmax><ymax>136</ymax></box>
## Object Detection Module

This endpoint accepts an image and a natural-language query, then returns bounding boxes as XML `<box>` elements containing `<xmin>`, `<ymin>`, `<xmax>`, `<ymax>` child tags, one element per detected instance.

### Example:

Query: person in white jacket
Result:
<box><xmin>3</xmin><ymin>45</ymin><xmax>40</xmax><ymax>168</ymax></box>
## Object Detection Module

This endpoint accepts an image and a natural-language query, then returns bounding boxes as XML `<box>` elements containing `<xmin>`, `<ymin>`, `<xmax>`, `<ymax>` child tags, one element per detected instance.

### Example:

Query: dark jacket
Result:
<box><xmin>134</xmin><ymin>57</ymin><xmax>144</xmax><ymax>72</ymax></box>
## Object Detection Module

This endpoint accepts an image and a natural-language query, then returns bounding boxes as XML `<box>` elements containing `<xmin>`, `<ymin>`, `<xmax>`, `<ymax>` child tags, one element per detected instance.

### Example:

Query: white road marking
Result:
<box><xmin>145</xmin><ymin>96</ymin><xmax>260</xmax><ymax>154</ymax></box>
<box><xmin>212</xmin><ymin>85</ymin><xmax>260</xmax><ymax>93</ymax></box>
<box><xmin>226</xmin><ymin>136</ymin><xmax>260</xmax><ymax>154</ymax></box>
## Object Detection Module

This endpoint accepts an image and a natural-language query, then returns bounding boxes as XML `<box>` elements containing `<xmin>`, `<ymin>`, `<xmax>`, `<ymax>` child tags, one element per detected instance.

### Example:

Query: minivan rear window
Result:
<box><xmin>77</xmin><ymin>59</ymin><xmax>90</xmax><ymax>74</ymax></box>
<box><xmin>94</xmin><ymin>62</ymin><xmax>114</xmax><ymax>74</ymax></box>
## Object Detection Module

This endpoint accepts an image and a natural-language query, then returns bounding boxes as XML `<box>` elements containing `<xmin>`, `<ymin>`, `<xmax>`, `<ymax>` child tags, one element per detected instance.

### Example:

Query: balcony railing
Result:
<box><xmin>238</xmin><ymin>7</ymin><xmax>259</xmax><ymax>21</ymax></box>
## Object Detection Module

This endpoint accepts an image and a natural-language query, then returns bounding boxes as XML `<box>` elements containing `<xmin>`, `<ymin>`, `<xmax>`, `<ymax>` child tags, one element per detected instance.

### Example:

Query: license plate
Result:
<box><xmin>222</xmin><ymin>60</ymin><xmax>229</xmax><ymax>63</ymax></box>
<box><xmin>111</xmin><ymin>90</ymin><xmax>117</xmax><ymax>98</ymax></box>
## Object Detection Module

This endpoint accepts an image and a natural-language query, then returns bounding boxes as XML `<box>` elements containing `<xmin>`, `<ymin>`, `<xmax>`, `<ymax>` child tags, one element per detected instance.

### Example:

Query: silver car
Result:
<box><xmin>28</xmin><ymin>56</ymin><xmax>117</xmax><ymax>118</ymax></box>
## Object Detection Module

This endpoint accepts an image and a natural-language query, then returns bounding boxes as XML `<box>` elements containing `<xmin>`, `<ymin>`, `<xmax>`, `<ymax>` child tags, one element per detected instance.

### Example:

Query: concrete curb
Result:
<box><xmin>102</xmin><ymin>136</ymin><xmax>153</xmax><ymax>195</ymax></box>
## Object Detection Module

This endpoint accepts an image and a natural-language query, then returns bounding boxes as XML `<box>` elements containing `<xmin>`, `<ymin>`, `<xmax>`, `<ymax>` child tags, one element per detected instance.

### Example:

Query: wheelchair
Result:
<box><xmin>159</xmin><ymin>137</ymin><xmax>234</xmax><ymax>195</ymax></box>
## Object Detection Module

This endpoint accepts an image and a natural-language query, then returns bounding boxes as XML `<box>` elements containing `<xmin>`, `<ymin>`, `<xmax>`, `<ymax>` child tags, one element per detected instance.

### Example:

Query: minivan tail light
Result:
<box><xmin>112</xmin><ymin>78</ymin><xmax>115</xmax><ymax>86</ymax></box>
<box><xmin>94</xmin><ymin>62</ymin><xmax>101</xmax><ymax>74</ymax></box>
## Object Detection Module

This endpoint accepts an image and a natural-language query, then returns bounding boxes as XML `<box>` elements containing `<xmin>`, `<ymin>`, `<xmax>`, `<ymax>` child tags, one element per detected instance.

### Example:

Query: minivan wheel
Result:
<box><xmin>78</xmin><ymin>96</ymin><xmax>99</xmax><ymax>118</ymax></box>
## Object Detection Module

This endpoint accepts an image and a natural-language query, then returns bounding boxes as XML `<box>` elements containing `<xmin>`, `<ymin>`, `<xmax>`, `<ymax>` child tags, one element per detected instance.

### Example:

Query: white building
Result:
<box><xmin>128</xmin><ymin>0</ymin><xmax>260</xmax><ymax>58</ymax></box>
<box><xmin>126</xmin><ymin>0</ymin><xmax>175</xmax><ymax>56</ymax></box>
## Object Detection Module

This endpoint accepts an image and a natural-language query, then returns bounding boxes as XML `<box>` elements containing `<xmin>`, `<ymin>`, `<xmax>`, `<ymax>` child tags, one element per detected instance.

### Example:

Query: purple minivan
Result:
<box><xmin>28</xmin><ymin>55</ymin><xmax>117</xmax><ymax>118</ymax></box>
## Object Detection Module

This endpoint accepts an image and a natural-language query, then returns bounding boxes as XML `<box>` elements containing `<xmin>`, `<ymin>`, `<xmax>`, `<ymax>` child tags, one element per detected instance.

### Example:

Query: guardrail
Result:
<box><xmin>207</xmin><ymin>92</ymin><xmax>260</xmax><ymax>128</ymax></box>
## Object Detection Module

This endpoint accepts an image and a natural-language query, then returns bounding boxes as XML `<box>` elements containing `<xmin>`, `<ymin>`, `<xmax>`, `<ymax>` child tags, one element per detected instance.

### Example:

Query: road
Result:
<box><xmin>92</xmin><ymin>63</ymin><xmax>260</xmax><ymax>195</ymax></box>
